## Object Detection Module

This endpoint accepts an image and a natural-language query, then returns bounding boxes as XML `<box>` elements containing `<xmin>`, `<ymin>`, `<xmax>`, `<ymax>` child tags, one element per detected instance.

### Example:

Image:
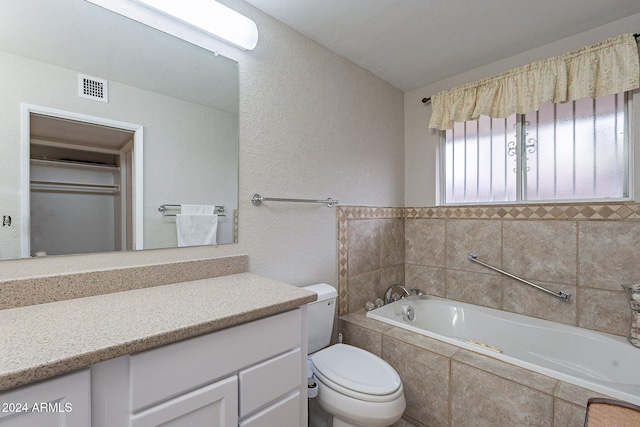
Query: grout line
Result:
<box><xmin>443</xmin><ymin>219</ymin><xmax>448</xmax><ymax>299</ymax></box>
<box><xmin>500</xmin><ymin>219</ymin><xmax>505</xmax><ymax>309</ymax></box>
<box><xmin>575</xmin><ymin>221</ymin><xmax>580</xmax><ymax>327</ymax></box>
<box><xmin>448</xmin><ymin>357</ymin><xmax>453</xmax><ymax>427</ymax></box>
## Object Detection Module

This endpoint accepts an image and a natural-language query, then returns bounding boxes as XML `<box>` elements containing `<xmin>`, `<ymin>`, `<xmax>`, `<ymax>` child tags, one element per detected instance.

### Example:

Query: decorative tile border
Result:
<box><xmin>337</xmin><ymin>208</ymin><xmax>349</xmax><ymax>316</ymax></box>
<box><xmin>338</xmin><ymin>202</ymin><xmax>640</xmax><ymax>315</ymax></box>
<box><xmin>339</xmin><ymin>206</ymin><xmax>405</xmax><ymax>220</ymax></box>
<box><xmin>233</xmin><ymin>209</ymin><xmax>239</xmax><ymax>243</ymax></box>
<box><xmin>405</xmin><ymin>203</ymin><xmax>640</xmax><ymax>221</ymax></box>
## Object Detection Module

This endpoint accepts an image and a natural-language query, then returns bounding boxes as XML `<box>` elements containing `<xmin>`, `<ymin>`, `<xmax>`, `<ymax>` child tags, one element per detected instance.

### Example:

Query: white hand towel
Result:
<box><xmin>181</xmin><ymin>204</ymin><xmax>216</xmax><ymax>215</ymax></box>
<box><xmin>176</xmin><ymin>214</ymin><xmax>218</xmax><ymax>247</ymax></box>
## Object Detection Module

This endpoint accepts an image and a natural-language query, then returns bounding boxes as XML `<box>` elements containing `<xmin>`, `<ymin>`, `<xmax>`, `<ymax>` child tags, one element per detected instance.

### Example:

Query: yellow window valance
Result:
<box><xmin>428</xmin><ymin>33</ymin><xmax>640</xmax><ymax>130</ymax></box>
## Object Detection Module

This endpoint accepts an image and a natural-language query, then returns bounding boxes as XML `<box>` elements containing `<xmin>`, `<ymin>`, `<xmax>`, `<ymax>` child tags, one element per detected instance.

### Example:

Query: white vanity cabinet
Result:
<box><xmin>92</xmin><ymin>308</ymin><xmax>307</xmax><ymax>427</ymax></box>
<box><xmin>0</xmin><ymin>370</ymin><xmax>90</xmax><ymax>427</ymax></box>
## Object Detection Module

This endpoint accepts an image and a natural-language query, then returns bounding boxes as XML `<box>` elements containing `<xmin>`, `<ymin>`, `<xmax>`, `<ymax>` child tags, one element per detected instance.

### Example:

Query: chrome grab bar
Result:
<box><xmin>467</xmin><ymin>254</ymin><xmax>571</xmax><ymax>302</ymax></box>
<box><xmin>251</xmin><ymin>194</ymin><xmax>338</xmax><ymax>207</ymax></box>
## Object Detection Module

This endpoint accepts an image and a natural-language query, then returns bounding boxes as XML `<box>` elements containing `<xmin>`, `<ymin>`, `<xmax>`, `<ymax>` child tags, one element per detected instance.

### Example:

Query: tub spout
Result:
<box><xmin>384</xmin><ymin>284</ymin><xmax>411</xmax><ymax>304</ymax></box>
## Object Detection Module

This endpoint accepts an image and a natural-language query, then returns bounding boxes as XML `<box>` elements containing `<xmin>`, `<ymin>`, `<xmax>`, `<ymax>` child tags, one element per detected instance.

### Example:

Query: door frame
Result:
<box><xmin>20</xmin><ymin>103</ymin><xmax>144</xmax><ymax>258</ymax></box>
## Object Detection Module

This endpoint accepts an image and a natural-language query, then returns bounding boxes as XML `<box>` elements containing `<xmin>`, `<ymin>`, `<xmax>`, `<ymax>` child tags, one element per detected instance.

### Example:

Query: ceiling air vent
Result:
<box><xmin>78</xmin><ymin>74</ymin><xmax>108</xmax><ymax>103</ymax></box>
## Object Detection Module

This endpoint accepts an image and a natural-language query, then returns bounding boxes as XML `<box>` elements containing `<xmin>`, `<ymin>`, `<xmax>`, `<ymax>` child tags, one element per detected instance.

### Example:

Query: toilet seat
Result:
<box><xmin>311</xmin><ymin>344</ymin><xmax>402</xmax><ymax>402</ymax></box>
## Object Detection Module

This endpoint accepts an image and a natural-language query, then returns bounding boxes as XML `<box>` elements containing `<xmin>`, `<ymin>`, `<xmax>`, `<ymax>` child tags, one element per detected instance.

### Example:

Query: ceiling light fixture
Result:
<box><xmin>133</xmin><ymin>0</ymin><xmax>258</xmax><ymax>50</ymax></box>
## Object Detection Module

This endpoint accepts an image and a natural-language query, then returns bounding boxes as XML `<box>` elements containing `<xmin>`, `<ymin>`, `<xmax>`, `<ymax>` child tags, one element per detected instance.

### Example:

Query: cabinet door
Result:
<box><xmin>131</xmin><ymin>376</ymin><xmax>238</xmax><ymax>427</ymax></box>
<box><xmin>0</xmin><ymin>370</ymin><xmax>90</xmax><ymax>427</ymax></box>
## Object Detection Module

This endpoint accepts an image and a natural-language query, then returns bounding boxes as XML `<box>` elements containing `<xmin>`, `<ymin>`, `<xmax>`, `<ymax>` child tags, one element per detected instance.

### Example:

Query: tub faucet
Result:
<box><xmin>384</xmin><ymin>284</ymin><xmax>411</xmax><ymax>304</ymax></box>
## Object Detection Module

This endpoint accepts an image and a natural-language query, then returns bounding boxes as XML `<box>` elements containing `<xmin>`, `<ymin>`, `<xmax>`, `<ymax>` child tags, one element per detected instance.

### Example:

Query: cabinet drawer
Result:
<box><xmin>130</xmin><ymin>309</ymin><xmax>301</xmax><ymax>412</ymax></box>
<box><xmin>130</xmin><ymin>376</ymin><xmax>237</xmax><ymax>427</ymax></box>
<box><xmin>239</xmin><ymin>391</ymin><xmax>301</xmax><ymax>427</ymax></box>
<box><xmin>239</xmin><ymin>348</ymin><xmax>301</xmax><ymax>417</ymax></box>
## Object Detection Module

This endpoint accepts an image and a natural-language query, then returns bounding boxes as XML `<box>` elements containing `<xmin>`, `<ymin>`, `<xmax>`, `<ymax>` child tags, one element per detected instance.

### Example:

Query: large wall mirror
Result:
<box><xmin>0</xmin><ymin>0</ymin><xmax>239</xmax><ymax>260</ymax></box>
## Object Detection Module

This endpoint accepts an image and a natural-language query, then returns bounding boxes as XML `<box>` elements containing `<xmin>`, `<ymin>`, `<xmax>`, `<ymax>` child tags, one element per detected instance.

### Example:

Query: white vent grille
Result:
<box><xmin>78</xmin><ymin>74</ymin><xmax>108</xmax><ymax>102</ymax></box>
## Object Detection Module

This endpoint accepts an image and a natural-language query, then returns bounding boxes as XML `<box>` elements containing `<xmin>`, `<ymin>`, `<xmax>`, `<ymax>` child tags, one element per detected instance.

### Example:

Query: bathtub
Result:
<box><xmin>366</xmin><ymin>295</ymin><xmax>640</xmax><ymax>405</ymax></box>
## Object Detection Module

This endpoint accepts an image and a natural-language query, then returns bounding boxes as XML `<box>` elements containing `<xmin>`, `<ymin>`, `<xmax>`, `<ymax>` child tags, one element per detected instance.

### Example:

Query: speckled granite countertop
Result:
<box><xmin>0</xmin><ymin>273</ymin><xmax>316</xmax><ymax>391</ymax></box>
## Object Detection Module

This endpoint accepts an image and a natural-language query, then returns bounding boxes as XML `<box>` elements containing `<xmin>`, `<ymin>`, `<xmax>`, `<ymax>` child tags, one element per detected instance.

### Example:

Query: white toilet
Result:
<box><xmin>305</xmin><ymin>284</ymin><xmax>406</xmax><ymax>427</ymax></box>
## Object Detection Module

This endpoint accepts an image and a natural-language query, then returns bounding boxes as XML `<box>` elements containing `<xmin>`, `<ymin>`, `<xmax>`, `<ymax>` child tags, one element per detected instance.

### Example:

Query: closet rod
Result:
<box><xmin>30</xmin><ymin>180</ymin><xmax>120</xmax><ymax>194</ymax></box>
<box><xmin>422</xmin><ymin>32</ymin><xmax>640</xmax><ymax>104</ymax></box>
<box><xmin>31</xmin><ymin>158</ymin><xmax>119</xmax><ymax>171</ymax></box>
<box><xmin>251</xmin><ymin>194</ymin><xmax>338</xmax><ymax>207</ymax></box>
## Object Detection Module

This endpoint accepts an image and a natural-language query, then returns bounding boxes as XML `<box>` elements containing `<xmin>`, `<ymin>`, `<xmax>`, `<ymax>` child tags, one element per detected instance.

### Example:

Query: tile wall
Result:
<box><xmin>337</xmin><ymin>207</ymin><xmax>405</xmax><ymax>315</ymax></box>
<box><xmin>338</xmin><ymin>203</ymin><xmax>640</xmax><ymax>337</ymax></box>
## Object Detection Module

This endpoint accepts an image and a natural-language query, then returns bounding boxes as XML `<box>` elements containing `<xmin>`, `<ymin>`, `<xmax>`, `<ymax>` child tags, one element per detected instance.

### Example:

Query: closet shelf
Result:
<box><xmin>30</xmin><ymin>180</ymin><xmax>120</xmax><ymax>195</ymax></box>
<box><xmin>30</xmin><ymin>158</ymin><xmax>119</xmax><ymax>172</ymax></box>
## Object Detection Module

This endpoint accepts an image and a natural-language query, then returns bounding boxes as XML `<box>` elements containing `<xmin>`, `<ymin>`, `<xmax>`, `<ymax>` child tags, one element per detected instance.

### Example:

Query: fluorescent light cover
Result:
<box><xmin>134</xmin><ymin>0</ymin><xmax>258</xmax><ymax>50</ymax></box>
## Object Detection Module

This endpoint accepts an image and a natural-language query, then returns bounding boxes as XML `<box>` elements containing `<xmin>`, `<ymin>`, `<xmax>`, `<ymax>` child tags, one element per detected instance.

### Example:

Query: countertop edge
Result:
<box><xmin>0</xmin><ymin>273</ymin><xmax>317</xmax><ymax>391</ymax></box>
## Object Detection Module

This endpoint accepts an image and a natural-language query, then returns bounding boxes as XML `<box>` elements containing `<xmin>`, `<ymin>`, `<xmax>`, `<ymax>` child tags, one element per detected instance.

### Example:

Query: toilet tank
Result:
<box><xmin>304</xmin><ymin>284</ymin><xmax>337</xmax><ymax>354</ymax></box>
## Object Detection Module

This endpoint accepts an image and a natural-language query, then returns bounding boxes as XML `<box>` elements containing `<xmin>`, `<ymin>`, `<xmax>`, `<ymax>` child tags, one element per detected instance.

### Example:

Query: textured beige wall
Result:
<box><xmin>0</xmin><ymin>0</ymin><xmax>405</xmax><ymax>286</ymax></box>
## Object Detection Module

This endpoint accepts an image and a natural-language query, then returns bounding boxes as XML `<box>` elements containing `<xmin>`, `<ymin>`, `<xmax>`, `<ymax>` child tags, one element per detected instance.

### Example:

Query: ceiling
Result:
<box><xmin>244</xmin><ymin>0</ymin><xmax>640</xmax><ymax>91</ymax></box>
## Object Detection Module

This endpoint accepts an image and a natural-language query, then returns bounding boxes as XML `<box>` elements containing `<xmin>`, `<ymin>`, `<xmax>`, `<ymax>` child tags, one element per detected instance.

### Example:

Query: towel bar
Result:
<box><xmin>158</xmin><ymin>204</ymin><xmax>225</xmax><ymax>216</ymax></box>
<box><xmin>251</xmin><ymin>194</ymin><xmax>338</xmax><ymax>207</ymax></box>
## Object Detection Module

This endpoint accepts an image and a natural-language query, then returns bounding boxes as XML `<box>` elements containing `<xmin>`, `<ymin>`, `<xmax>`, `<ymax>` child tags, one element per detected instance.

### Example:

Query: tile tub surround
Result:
<box><xmin>340</xmin><ymin>311</ymin><xmax>615</xmax><ymax>427</ymax></box>
<box><xmin>0</xmin><ymin>255</ymin><xmax>248</xmax><ymax>310</ymax></box>
<box><xmin>337</xmin><ymin>206</ymin><xmax>405</xmax><ymax>315</ymax></box>
<box><xmin>0</xmin><ymin>272</ymin><xmax>316</xmax><ymax>391</ymax></box>
<box><xmin>338</xmin><ymin>203</ymin><xmax>640</xmax><ymax>337</ymax></box>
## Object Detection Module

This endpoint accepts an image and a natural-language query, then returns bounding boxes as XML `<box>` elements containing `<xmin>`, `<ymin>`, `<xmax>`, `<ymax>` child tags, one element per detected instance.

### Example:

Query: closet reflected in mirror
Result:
<box><xmin>0</xmin><ymin>0</ymin><xmax>239</xmax><ymax>260</ymax></box>
<box><xmin>29</xmin><ymin>113</ymin><xmax>137</xmax><ymax>257</ymax></box>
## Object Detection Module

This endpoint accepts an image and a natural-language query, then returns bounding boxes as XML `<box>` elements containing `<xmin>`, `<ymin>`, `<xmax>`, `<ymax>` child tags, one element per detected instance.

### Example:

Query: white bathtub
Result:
<box><xmin>366</xmin><ymin>295</ymin><xmax>640</xmax><ymax>405</ymax></box>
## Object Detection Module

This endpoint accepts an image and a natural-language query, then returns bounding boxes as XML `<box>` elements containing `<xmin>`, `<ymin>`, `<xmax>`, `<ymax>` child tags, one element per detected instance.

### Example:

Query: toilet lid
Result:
<box><xmin>311</xmin><ymin>344</ymin><xmax>401</xmax><ymax>396</ymax></box>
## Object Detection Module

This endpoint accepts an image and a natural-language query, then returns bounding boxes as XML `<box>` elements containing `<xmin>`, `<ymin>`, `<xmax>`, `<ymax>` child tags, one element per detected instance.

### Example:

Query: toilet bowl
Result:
<box><xmin>305</xmin><ymin>284</ymin><xmax>405</xmax><ymax>427</ymax></box>
<box><xmin>311</xmin><ymin>343</ymin><xmax>405</xmax><ymax>427</ymax></box>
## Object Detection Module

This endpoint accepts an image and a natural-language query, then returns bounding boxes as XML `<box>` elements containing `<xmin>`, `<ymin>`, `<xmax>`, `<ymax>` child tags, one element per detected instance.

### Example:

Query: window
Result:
<box><xmin>441</xmin><ymin>93</ymin><xmax>630</xmax><ymax>204</ymax></box>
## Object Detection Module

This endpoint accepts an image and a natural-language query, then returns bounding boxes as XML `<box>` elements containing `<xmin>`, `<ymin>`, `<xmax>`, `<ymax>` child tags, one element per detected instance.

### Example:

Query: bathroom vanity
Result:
<box><xmin>0</xmin><ymin>273</ymin><xmax>315</xmax><ymax>426</ymax></box>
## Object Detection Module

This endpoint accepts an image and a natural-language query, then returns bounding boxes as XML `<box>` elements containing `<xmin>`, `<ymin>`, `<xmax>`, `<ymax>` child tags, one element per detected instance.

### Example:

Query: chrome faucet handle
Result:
<box><xmin>410</xmin><ymin>288</ymin><xmax>426</xmax><ymax>296</ymax></box>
